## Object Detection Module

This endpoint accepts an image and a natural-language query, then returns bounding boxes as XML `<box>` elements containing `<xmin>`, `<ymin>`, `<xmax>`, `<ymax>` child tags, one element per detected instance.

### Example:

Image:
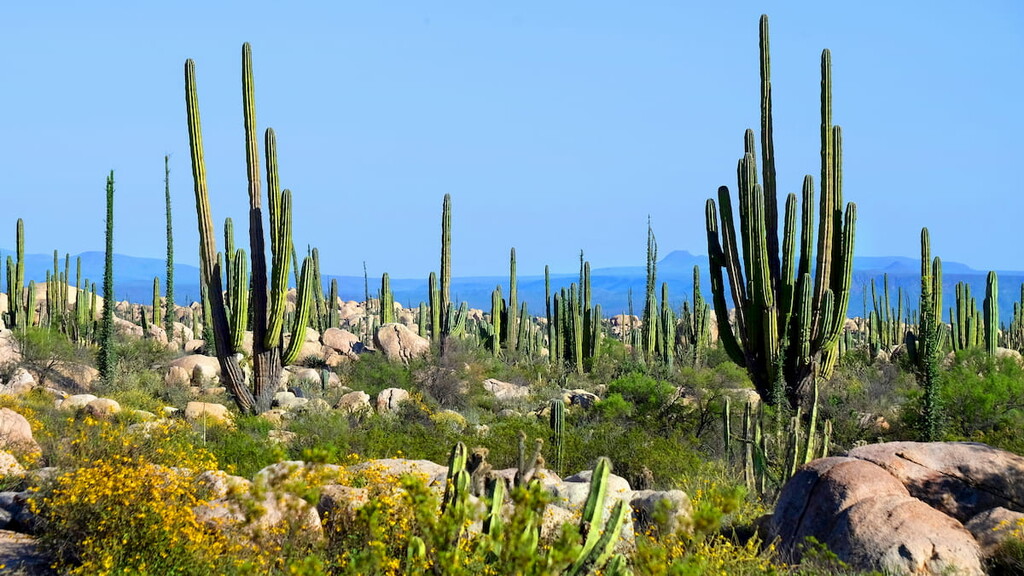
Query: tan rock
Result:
<box><xmin>373</xmin><ymin>323</ymin><xmax>430</xmax><ymax>363</ymax></box>
<box><xmin>0</xmin><ymin>408</ymin><xmax>40</xmax><ymax>455</ymax></box>
<box><xmin>375</xmin><ymin>388</ymin><xmax>410</xmax><ymax>414</ymax></box>
<box><xmin>184</xmin><ymin>402</ymin><xmax>233</xmax><ymax>427</ymax></box>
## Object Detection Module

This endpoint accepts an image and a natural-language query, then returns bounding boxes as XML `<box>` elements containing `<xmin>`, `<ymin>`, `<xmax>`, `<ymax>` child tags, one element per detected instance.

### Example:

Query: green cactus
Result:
<box><xmin>98</xmin><ymin>171</ymin><xmax>116</xmax><ymax>382</ymax></box>
<box><xmin>328</xmin><ymin>278</ymin><xmax>338</xmax><ymax>330</ymax></box>
<box><xmin>490</xmin><ymin>285</ymin><xmax>504</xmax><ymax>357</ymax></box>
<box><xmin>428</xmin><ymin>271</ymin><xmax>440</xmax><ymax>343</ymax></box>
<box><xmin>549</xmin><ymin>399</ymin><xmax>565</xmax><ymax>476</ymax></box>
<box><xmin>164</xmin><ymin>155</ymin><xmax>176</xmax><ymax>329</ymax></box>
<box><xmin>984</xmin><ymin>271</ymin><xmax>998</xmax><ymax>355</ymax></box>
<box><xmin>705</xmin><ymin>15</ymin><xmax>856</xmax><ymax>408</ymax></box>
<box><xmin>566</xmin><ymin>457</ymin><xmax>629</xmax><ymax>576</ymax></box>
<box><xmin>681</xmin><ymin>265</ymin><xmax>711</xmax><ymax>367</ymax></box>
<box><xmin>641</xmin><ymin>222</ymin><xmax>658</xmax><ymax>364</ymax></box>
<box><xmin>185</xmin><ymin>43</ymin><xmax>316</xmax><ymax>414</ymax></box>
<box><xmin>508</xmin><ymin>248</ymin><xmax>519</xmax><ymax>353</ymax></box>
<box><xmin>417</xmin><ymin>302</ymin><xmax>428</xmax><ymax>339</ymax></box>
<box><xmin>152</xmin><ymin>276</ymin><xmax>161</xmax><ymax>327</ymax></box>
<box><xmin>380</xmin><ymin>272</ymin><xmax>395</xmax><ymax>325</ymax></box>
<box><xmin>909</xmin><ymin>228</ymin><xmax>944</xmax><ymax>441</ymax></box>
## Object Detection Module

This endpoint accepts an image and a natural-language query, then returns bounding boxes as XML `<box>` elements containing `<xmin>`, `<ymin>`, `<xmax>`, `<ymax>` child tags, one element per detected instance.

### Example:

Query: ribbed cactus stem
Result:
<box><xmin>508</xmin><ymin>248</ymin><xmax>518</xmax><ymax>353</ymax></box>
<box><xmin>282</xmin><ymin>257</ymin><xmax>314</xmax><ymax>366</ymax></box>
<box><xmin>428</xmin><ymin>271</ymin><xmax>440</xmax><ymax>343</ymax></box>
<box><xmin>985</xmin><ymin>271</ymin><xmax>998</xmax><ymax>355</ymax></box>
<box><xmin>228</xmin><ymin>249</ymin><xmax>249</xmax><ymax>353</ymax></box>
<box><xmin>152</xmin><ymin>276</ymin><xmax>161</xmax><ymax>327</ymax></box>
<box><xmin>549</xmin><ymin>399</ymin><xmax>564</xmax><ymax>475</ymax></box>
<box><xmin>490</xmin><ymin>285</ymin><xmax>503</xmax><ymax>357</ymax></box>
<box><xmin>705</xmin><ymin>16</ymin><xmax>855</xmax><ymax>408</ymax></box>
<box><xmin>440</xmin><ymin>194</ymin><xmax>452</xmax><ymax>335</ymax></box>
<box><xmin>380</xmin><ymin>273</ymin><xmax>395</xmax><ymax>324</ymax></box>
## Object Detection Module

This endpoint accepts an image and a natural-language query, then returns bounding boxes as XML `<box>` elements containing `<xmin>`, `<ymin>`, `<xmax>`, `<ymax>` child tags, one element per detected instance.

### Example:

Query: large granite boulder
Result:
<box><xmin>771</xmin><ymin>442</ymin><xmax>1024</xmax><ymax>575</ymax></box>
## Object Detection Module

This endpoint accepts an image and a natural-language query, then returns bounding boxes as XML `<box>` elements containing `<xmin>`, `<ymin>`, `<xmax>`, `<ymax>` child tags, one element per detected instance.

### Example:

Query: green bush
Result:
<box><xmin>201</xmin><ymin>415</ymin><xmax>282</xmax><ymax>478</ymax></box>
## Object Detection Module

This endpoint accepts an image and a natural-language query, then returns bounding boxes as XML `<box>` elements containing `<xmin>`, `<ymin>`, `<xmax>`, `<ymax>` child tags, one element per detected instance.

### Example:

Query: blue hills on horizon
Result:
<box><xmin>3</xmin><ymin>248</ymin><xmax>1022</xmax><ymax>322</ymax></box>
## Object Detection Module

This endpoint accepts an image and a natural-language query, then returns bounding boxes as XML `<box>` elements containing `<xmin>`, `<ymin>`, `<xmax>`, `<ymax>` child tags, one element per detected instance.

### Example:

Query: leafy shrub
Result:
<box><xmin>13</xmin><ymin>326</ymin><xmax>86</xmax><ymax>388</ymax></box>
<box><xmin>606</xmin><ymin>372</ymin><xmax>675</xmax><ymax>419</ymax></box>
<box><xmin>201</xmin><ymin>415</ymin><xmax>281</xmax><ymax>478</ymax></box>
<box><xmin>338</xmin><ymin>352</ymin><xmax>416</xmax><ymax>397</ymax></box>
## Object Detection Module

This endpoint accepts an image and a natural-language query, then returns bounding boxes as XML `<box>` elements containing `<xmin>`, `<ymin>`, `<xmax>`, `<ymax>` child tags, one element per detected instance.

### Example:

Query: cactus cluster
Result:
<box><xmin>547</xmin><ymin>256</ymin><xmax>602</xmax><ymax>373</ymax></box>
<box><xmin>679</xmin><ymin>265</ymin><xmax>711</xmax><ymax>368</ymax></box>
<box><xmin>185</xmin><ymin>43</ymin><xmax>316</xmax><ymax>414</ymax></box>
<box><xmin>867</xmin><ymin>274</ymin><xmax>906</xmax><ymax>354</ymax></box>
<box><xmin>704</xmin><ymin>15</ymin><xmax>856</xmax><ymax>408</ymax></box>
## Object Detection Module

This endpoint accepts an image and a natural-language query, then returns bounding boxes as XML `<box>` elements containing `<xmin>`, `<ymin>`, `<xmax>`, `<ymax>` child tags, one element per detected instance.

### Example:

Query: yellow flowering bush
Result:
<box><xmin>31</xmin><ymin>454</ymin><xmax>252</xmax><ymax>575</ymax></box>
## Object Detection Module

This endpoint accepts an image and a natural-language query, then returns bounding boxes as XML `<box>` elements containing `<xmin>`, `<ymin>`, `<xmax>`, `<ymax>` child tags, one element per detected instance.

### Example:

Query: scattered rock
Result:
<box><xmin>373</xmin><ymin>323</ymin><xmax>430</xmax><ymax>363</ymax></box>
<box><xmin>184</xmin><ymin>402</ymin><xmax>233</xmax><ymax>427</ymax></box>
<box><xmin>376</xmin><ymin>388</ymin><xmax>410</xmax><ymax>414</ymax></box>
<box><xmin>0</xmin><ymin>409</ymin><xmax>39</xmax><ymax>455</ymax></box>
<box><xmin>483</xmin><ymin>378</ymin><xmax>530</xmax><ymax>401</ymax></box>
<box><xmin>84</xmin><ymin>397</ymin><xmax>121</xmax><ymax>418</ymax></box>
<box><xmin>336</xmin><ymin>391</ymin><xmax>372</xmax><ymax>415</ymax></box>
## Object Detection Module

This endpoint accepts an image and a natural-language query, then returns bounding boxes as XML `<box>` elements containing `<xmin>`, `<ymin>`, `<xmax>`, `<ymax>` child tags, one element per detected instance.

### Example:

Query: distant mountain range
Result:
<box><xmin>4</xmin><ymin>249</ymin><xmax>1023</xmax><ymax>321</ymax></box>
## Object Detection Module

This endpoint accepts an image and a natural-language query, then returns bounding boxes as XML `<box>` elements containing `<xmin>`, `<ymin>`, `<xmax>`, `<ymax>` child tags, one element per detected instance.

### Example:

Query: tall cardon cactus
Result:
<box><xmin>705</xmin><ymin>15</ymin><xmax>856</xmax><ymax>408</ymax></box>
<box><xmin>185</xmin><ymin>43</ymin><xmax>315</xmax><ymax>414</ymax></box>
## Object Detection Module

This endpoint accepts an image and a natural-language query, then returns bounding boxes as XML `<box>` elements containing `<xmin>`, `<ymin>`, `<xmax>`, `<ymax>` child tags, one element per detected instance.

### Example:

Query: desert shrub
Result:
<box><xmin>338</xmin><ymin>352</ymin><xmax>416</xmax><ymax>397</ymax></box>
<box><xmin>285</xmin><ymin>410</ymin><xmax>352</xmax><ymax>464</ymax></box>
<box><xmin>201</xmin><ymin>415</ymin><xmax>281</xmax><ymax>478</ymax></box>
<box><xmin>606</xmin><ymin>372</ymin><xmax>675</xmax><ymax>419</ymax></box>
<box><xmin>939</xmin><ymin>349</ymin><xmax>1024</xmax><ymax>444</ymax></box>
<box><xmin>12</xmin><ymin>326</ymin><xmax>86</xmax><ymax>388</ymax></box>
<box><xmin>595</xmin><ymin>392</ymin><xmax>634</xmax><ymax>421</ymax></box>
<box><xmin>30</xmin><ymin>454</ymin><xmax>253</xmax><ymax>575</ymax></box>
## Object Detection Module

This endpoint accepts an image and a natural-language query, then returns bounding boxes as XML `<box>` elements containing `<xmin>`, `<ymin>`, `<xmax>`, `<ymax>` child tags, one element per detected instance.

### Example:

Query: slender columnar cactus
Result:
<box><xmin>380</xmin><ymin>272</ymin><xmax>395</xmax><ymax>324</ymax></box>
<box><xmin>490</xmin><ymin>285</ymin><xmax>503</xmax><ymax>356</ymax></box>
<box><xmin>549</xmin><ymin>399</ymin><xmax>564</xmax><ymax>475</ymax></box>
<box><xmin>984</xmin><ymin>271</ymin><xmax>998</xmax><ymax>355</ymax></box>
<box><xmin>185</xmin><ymin>44</ymin><xmax>315</xmax><ymax>414</ymax></box>
<box><xmin>660</xmin><ymin>282</ymin><xmax>675</xmax><ymax>369</ymax></box>
<box><xmin>641</xmin><ymin>222</ymin><xmax>658</xmax><ymax>363</ymax></box>
<box><xmin>152</xmin><ymin>276</ymin><xmax>161</xmax><ymax>327</ymax></box>
<box><xmin>681</xmin><ymin>265</ymin><xmax>711</xmax><ymax>367</ymax></box>
<box><xmin>440</xmin><ymin>194</ymin><xmax>452</xmax><ymax>339</ymax></box>
<box><xmin>164</xmin><ymin>155</ymin><xmax>176</xmax><ymax>328</ymax></box>
<box><xmin>328</xmin><ymin>278</ymin><xmax>338</xmax><ymax>330</ymax></box>
<box><xmin>508</xmin><ymin>248</ymin><xmax>519</xmax><ymax>353</ymax></box>
<box><xmin>545</xmin><ymin>265</ymin><xmax>553</xmax><ymax>361</ymax></box>
<box><xmin>912</xmin><ymin>228</ymin><xmax>943</xmax><ymax>441</ymax></box>
<box><xmin>428</xmin><ymin>271</ymin><xmax>440</xmax><ymax>343</ymax></box>
<box><xmin>310</xmin><ymin>247</ymin><xmax>326</xmax><ymax>332</ymax></box>
<box><xmin>228</xmin><ymin>250</ymin><xmax>249</xmax><ymax>353</ymax></box>
<box><xmin>98</xmin><ymin>171</ymin><xmax>116</xmax><ymax>382</ymax></box>
<box><xmin>417</xmin><ymin>302</ymin><xmax>428</xmax><ymax>338</ymax></box>
<box><xmin>4</xmin><ymin>219</ymin><xmax>26</xmax><ymax>329</ymax></box>
<box><xmin>705</xmin><ymin>15</ymin><xmax>856</xmax><ymax>408</ymax></box>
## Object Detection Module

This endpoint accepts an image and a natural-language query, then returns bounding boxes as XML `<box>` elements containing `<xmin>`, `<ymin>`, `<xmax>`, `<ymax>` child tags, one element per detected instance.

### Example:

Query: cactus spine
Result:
<box><xmin>704</xmin><ymin>15</ymin><xmax>856</xmax><ymax>408</ymax></box>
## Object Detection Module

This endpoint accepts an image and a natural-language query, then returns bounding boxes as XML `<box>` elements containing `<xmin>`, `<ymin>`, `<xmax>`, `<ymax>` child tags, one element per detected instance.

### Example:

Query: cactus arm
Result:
<box><xmin>281</xmin><ymin>256</ymin><xmax>314</xmax><ymax>366</ymax></box>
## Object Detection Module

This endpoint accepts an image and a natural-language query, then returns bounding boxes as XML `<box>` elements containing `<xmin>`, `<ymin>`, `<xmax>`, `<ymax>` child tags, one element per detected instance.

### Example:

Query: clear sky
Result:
<box><xmin>2</xmin><ymin>2</ymin><xmax>1022</xmax><ymax>281</ymax></box>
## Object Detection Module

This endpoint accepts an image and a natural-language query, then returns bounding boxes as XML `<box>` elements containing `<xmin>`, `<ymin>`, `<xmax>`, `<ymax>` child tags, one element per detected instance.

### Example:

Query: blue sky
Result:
<box><xmin>2</xmin><ymin>2</ymin><xmax>1022</xmax><ymax>281</ymax></box>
